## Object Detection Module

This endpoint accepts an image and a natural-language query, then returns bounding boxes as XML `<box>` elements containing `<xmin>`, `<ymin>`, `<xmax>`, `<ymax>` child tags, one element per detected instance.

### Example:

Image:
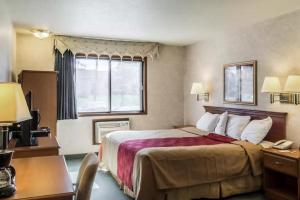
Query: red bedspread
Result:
<box><xmin>117</xmin><ymin>133</ymin><xmax>235</xmax><ymax>190</ymax></box>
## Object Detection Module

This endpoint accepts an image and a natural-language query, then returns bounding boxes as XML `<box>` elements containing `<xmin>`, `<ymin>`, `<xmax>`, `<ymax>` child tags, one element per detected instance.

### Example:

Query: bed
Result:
<box><xmin>101</xmin><ymin>106</ymin><xmax>287</xmax><ymax>200</ymax></box>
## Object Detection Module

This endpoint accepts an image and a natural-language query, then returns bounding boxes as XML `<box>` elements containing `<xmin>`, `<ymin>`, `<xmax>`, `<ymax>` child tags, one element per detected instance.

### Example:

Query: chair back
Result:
<box><xmin>75</xmin><ymin>153</ymin><xmax>95</xmax><ymax>191</ymax></box>
<box><xmin>75</xmin><ymin>153</ymin><xmax>99</xmax><ymax>200</ymax></box>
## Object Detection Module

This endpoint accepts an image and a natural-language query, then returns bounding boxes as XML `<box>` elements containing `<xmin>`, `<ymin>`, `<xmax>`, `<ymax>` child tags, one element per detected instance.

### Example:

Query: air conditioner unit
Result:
<box><xmin>95</xmin><ymin>119</ymin><xmax>130</xmax><ymax>143</ymax></box>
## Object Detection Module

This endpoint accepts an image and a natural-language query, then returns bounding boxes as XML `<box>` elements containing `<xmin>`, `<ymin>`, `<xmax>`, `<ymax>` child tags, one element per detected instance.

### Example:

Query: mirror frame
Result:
<box><xmin>223</xmin><ymin>60</ymin><xmax>257</xmax><ymax>106</ymax></box>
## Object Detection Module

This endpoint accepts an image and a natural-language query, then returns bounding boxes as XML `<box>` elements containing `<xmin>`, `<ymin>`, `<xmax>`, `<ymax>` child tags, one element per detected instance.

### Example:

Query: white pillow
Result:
<box><xmin>214</xmin><ymin>112</ymin><xmax>228</xmax><ymax>135</ymax></box>
<box><xmin>241</xmin><ymin>117</ymin><xmax>273</xmax><ymax>144</ymax></box>
<box><xmin>226</xmin><ymin>115</ymin><xmax>251</xmax><ymax>139</ymax></box>
<box><xmin>196</xmin><ymin>112</ymin><xmax>220</xmax><ymax>132</ymax></box>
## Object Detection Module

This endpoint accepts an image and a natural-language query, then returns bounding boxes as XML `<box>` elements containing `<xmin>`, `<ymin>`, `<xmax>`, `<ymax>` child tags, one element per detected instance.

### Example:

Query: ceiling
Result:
<box><xmin>5</xmin><ymin>0</ymin><xmax>300</xmax><ymax>45</ymax></box>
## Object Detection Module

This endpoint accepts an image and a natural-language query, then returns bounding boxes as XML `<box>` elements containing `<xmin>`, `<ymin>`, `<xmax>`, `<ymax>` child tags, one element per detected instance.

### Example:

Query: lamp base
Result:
<box><xmin>0</xmin><ymin>150</ymin><xmax>16</xmax><ymax>198</ymax></box>
<box><xmin>196</xmin><ymin>93</ymin><xmax>209</xmax><ymax>102</ymax></box>
<box><xmin>270</xmin><ymin>93</ymin><xmax>300</xmax><ymax>105</ymax></box>
<box><xmin>0</xmin><ymin>126</ymin><xmax>10</xmax><ymax>150</ymax></box>
<box><xmin>0</xmin><ymin>185</ymin><xmax>16</xmax><ymax>198</ymax></box>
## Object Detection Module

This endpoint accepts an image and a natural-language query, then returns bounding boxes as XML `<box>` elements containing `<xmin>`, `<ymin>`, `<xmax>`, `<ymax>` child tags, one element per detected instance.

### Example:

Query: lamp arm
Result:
<box><xmin>270</xmin><ymin>93</ymin><xmax>274</xmax><ymax>104</ymax></box>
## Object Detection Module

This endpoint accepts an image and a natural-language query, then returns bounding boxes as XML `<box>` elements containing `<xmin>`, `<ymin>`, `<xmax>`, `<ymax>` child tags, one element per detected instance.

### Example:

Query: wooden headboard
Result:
<box><xmin>204</xmin><ymin>106</ymin><xmax>287</xmax><ymax>142</ymax></box>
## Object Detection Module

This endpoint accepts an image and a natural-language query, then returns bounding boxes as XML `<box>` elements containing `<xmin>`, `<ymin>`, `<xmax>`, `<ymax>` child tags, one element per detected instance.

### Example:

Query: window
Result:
<box><xmin>75</xmin><ymin>56</ymin><xmax>147</xmax><ymax>115</ymax></box>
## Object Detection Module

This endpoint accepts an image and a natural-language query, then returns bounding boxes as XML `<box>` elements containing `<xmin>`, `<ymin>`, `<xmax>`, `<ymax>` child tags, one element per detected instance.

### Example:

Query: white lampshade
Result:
<box><xmin>261</xmin><ymin>77</ymin><xmax>281</xmax><ymax>93</ymax></box>
<box><xmin>0</xmin><ymin>83</ymin><xmax>31</xmax><ymax>124</ymax></box>
<box><xmin>191</xmin><ymin>82</ymin><xmax>205</xmax><ymax>94</ymax></box>
<box><xmin>284</xmin><ymin>75</ymin><xmax>300</xmax><ymax>93</ymax></box>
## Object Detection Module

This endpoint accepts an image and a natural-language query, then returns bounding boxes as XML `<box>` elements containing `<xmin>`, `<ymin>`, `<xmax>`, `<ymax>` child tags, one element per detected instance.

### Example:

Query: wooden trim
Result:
<box><xmin>143</xmin><ymin>57</ymin><xmax>148</xmax><ymax>114</ymax></box>
<box><xmin>92</xmin><ymin>118</ymin><xmax>130</xmax><ymax>145</ymax></box>
<box><xmin>79</xmin><ymin>111</ymin><xmax>147</xmax><ymax>117</ymax></box>
<box><xmin>204</xmin><ymin>106</ymin><xmax>287</xmax><ymax>142</ymax></box>
<box><xmin>18</xmin><ymin>70</ymin><xmax>58</xmax><ymax>74</ymax></box>
<box><xmin>108</xmin><ymin>57</ymin><xmax>112</xmax><ymax>112</ymax></box>
<box><xmin>223</xmin><ymin>60</ymin><xmax>257</xmax><ymax>68</ymax></box>
<box><xmin>223</xmin><ymin>60</ymin><xmax>257</xmax><ymax>106</ymax></box>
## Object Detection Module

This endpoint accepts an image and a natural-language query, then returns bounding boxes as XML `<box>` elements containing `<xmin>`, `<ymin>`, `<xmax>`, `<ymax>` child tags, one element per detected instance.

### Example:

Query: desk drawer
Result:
<box><xmin>264</xmin><ymin>153</ymin><xmax>298</xmax><ymax>177</ymax></box>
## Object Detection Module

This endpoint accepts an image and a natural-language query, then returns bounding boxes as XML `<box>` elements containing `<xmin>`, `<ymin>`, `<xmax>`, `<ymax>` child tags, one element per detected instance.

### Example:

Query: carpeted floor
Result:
<box><xmin>65</xmin><ymin>156</ymin><xmax>266</xmax><ymax>200</ymax></box>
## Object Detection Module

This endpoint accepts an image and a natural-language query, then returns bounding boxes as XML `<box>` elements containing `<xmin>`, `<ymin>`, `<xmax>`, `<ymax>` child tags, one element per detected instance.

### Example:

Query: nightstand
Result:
<box><xmin>262</xmin><ymin>148</ymin><xmax>300</xmax><ymax>200</ymax></box>
<box><xmin>173</xmin><ymin>125</ymin><xmax>194</xmax><ymax>129</ymax></box>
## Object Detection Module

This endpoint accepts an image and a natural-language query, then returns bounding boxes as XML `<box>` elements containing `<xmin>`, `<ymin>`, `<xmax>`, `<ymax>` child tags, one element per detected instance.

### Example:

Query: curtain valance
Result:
<box><xmin>54</xmin><ymin>36</ymin><xmax>159</xmax><ymax>60</ymax></box>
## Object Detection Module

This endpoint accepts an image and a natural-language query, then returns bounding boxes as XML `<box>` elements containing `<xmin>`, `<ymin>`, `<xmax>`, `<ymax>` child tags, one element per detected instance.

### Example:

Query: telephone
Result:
<box><xmin>272</xmin><ymin>140</ymin><xmax>294</xmax><ymax>150</ymax></box>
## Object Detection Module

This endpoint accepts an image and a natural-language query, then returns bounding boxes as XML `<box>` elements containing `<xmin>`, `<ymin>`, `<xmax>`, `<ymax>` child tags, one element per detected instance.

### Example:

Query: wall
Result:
<box><xmin>15</xmin><ymin>34</ymin><xmax>55</xmax><ymax>76</ymax></box>
<box><xmin>15</xmin><ymin>33</ymin><xmax>185</xmax><ymax>154</ymax></box>
<box><xmin>184</xmin><ymin>10</ymin><xmax>300</xmax><ymax>146</ymax></box>
<box><xmin>0</xmin><ymin>0</ymin><xmax>15</xmax><ymax>81</ymax></box>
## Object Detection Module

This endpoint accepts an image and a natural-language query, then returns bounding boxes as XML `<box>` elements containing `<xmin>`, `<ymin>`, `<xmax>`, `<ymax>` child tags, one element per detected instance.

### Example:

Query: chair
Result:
<box><xmin>75</xmin><ymin>153</ymin><xmax>99</xmax><ymax>200</ymax></box>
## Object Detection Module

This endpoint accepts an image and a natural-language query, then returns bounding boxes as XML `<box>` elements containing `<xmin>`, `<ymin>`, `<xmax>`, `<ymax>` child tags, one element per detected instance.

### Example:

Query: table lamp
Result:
<box><xmin>0</xmin><ymin>82</ymin><xmax>31</xmax><ymax>149</ymax></box>
<box><xmin>0</xmin><ymin>83</ymin><xmax>31</xmax><ymax>197</ymax></box>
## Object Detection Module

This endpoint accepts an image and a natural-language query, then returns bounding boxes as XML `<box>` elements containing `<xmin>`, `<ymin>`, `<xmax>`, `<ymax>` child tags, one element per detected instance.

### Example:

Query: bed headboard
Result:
<box><xmin>204</xmin><ymin>106</ymin><xmax>287</xmax><ymax>142</ymax></box>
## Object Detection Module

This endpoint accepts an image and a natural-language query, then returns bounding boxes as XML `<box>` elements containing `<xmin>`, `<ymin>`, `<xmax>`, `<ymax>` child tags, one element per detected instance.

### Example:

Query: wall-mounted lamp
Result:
<box><xmin>284</xmin><ymin>75</ymin><xmax>300</xmax><ymax>105</ymax></box>
<box><xmin>261</xmin><ymin>77</ymin><xmax>282</xmax><ymax>103</ymax></box>
<box><xmin>190</xmin><ymin>82</ymin><xmax>209</xmax><ymax>101</ymax></box>
<box><xmin>261</xmin><ymin>75</ymin><xmax>300</xmax><ymax>105</ymax></box>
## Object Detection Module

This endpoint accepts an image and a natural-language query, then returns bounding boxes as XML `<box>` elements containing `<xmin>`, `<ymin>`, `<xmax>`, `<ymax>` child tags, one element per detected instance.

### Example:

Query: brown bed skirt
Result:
<box><xmin>109</xmin><ymin>170</ymin><xmax>262</xmax><ymax>200</ymax></box>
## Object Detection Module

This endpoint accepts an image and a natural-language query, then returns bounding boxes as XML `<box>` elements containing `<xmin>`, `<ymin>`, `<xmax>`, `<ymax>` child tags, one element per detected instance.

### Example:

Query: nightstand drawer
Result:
<box><xmin>264</xmin><ymin>153</ymin><xmax>298</xmax><ymax>177</ymax></box>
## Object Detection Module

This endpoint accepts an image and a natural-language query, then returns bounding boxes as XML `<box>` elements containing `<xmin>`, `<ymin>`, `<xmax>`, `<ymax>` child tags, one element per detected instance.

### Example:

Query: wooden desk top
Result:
<box><xmin>9</xmin><ymin>137</ymin><xmax>60</xmax><ymax>158</ymax></box>
<box><xmin>4</xmin><ymin>156</ymin><xmax>74</xmax><ymax>200</ymax></box>
<box><xmin>11</xmin><ymin>137</ymin><xmax>60</xmax><ymax>152</ymax></box>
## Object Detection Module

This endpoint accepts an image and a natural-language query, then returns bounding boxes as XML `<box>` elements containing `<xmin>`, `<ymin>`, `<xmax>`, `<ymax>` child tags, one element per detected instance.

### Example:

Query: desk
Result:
<box><xmin>9</xmin><ymin>137</ymin><xmax>60</xmax><ymax>158</ymax></box>
<box><xmin>4</xmin><ymin>156</ymin><xmax>74</xmax><ymax>200</ymax></box>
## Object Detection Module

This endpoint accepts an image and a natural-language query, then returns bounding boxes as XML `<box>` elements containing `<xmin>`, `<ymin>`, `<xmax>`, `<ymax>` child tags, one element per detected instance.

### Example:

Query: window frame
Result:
<box><xmin>76</xmin><ymin>55</ymin><xmax>147</xmax><ymax>117</ymax></box>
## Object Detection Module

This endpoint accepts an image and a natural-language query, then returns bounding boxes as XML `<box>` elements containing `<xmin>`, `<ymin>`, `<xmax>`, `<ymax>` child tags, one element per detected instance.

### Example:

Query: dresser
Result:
<box><xmin>18</xmin><ymin>70</ymin><xmax>58</xmax><ymax>136</ymax></box>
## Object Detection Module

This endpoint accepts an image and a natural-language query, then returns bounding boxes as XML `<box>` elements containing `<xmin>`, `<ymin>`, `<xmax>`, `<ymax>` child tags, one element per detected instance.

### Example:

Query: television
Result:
<box><xmin>17</xmin><ymin>91</ymin><xmax>38</xmax><ymax>146</ymax></box>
